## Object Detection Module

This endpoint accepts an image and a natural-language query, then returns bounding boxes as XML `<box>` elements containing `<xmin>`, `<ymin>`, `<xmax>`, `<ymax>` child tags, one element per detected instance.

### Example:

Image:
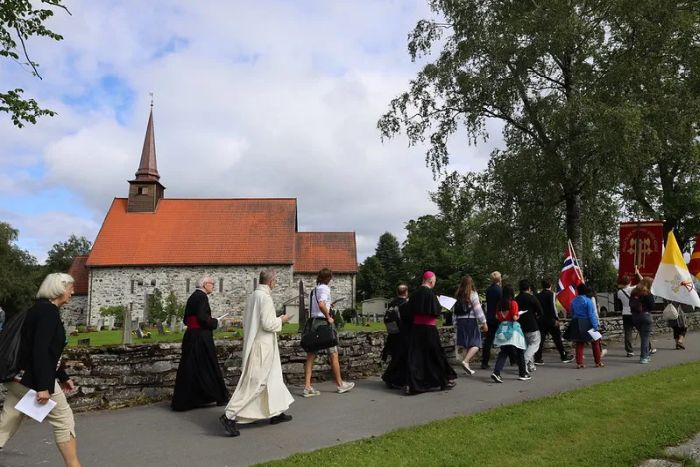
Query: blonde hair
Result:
<box><xmin>490</xmin><ymin>271</ymin><xmax>501</xmax><ymax>283</ymax></box>
<box><xmin>36</xmin><ymin>273</ymin><xmax>75</xmax><ymax>300</ymax></box>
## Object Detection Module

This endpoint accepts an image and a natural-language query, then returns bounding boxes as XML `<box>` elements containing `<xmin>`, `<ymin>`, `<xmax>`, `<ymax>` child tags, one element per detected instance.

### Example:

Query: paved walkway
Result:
<box><xmin>1</xmin><ymin>333</ymin><xmax>699</xmax><ymax>467</ymax></box>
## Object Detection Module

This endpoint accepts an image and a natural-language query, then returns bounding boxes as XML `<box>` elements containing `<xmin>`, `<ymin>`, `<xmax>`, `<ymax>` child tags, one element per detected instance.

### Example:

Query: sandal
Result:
<box><xmin>577</xmin><ymin>364</ymin><xmax>585</xmax><ymax>369</ymax></box>
<box><xmin>595</xmin><ymin>362</ymin><xmax>605</xmax><ymax>368</ymax></box>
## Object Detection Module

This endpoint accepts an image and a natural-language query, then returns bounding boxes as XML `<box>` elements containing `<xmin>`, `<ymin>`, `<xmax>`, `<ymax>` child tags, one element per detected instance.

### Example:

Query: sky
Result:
<box><xmin>0</xmin><ymin>0</ymin><xmax>501</xmax><ymax>264</ymax></box>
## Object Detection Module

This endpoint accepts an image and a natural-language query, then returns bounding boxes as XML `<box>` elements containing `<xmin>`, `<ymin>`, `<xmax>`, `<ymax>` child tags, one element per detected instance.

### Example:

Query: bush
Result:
<box><xmin>99</xmin><ymin>305</ymin><xmax>127</xmax><ymax>325</ymax></box>
<box><xmin>341</xmin><ymin>308</ymin><xmax>357</xmax><ymax>323</ymax></box>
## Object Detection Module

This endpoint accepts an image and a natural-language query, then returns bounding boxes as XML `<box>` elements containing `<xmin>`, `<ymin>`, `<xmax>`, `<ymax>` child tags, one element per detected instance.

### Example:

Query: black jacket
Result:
<box><xmin>536</xmin><ymin>289</ymin><xmax>559</xmax><ymax>323</ymax></box>
<box><xmin>18</xmin><ymin>299</ymin><xmax>69</xmax><ymax>392</ymax></box>
<box><xmin>183</xmin><ymin>289</ymin><xmax>218</xmax><ymax>330</ymax></box>
<box><xmin>515</xmin><ymin>292</ymin><xmax>542</xmax><ymax>333</ymax></box>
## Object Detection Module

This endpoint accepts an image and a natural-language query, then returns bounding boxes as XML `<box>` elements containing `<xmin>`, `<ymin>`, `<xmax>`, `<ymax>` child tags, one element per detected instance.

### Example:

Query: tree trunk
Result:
<box><xmin>564</xmin><ymin>190</ymin><xmax>582</xmax><ymax>255</ymax></box>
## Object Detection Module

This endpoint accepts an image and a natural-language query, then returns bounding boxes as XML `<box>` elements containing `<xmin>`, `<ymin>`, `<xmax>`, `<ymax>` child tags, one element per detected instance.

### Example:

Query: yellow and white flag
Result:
<box><xmin>651</xmin><ymin>231</ymin><xmax>700</xmax><ymax>308</ymax></box>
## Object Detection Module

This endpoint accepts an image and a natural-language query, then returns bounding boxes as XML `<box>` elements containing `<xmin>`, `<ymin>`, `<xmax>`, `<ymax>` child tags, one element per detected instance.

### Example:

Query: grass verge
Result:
<box><xmin>259</xmin><ymin>361</ymin><xmax>700</xmax><ymax>467</ymax></box>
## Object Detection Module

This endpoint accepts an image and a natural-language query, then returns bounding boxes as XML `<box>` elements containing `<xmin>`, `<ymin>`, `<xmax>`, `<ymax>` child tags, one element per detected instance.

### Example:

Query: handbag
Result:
<box><xmin>301</xmin><ymin>288</ymin><xmax>339</xmax><ymax>352</ymax></box>
<box><xmin>662</xmin><ymin>303</ymin><xmax>679</xmax><ymax>321</ymax></box>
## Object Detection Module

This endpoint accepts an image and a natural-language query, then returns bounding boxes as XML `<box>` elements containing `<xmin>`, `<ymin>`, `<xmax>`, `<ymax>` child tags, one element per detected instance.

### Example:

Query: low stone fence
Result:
<box><xmin>0</xmin><ymin>313</ymin><xmax>696</xmax><ymax>412</ymax></box>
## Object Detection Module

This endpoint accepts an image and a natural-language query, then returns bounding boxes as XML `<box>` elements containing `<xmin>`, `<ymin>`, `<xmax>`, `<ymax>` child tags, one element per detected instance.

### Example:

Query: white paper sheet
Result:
<box><xmin>15</xmin><ymin>389</ymin><xmax>56</xmax><ymax>423</ymax></box>
<box><xmin>588</xmin><ymin>329</ymin><xmax>603</xmax><ymax>340</ymax></box>
<box><xmin>518</xmin><ymin>309</ymin><xmax>529</xmax><ymax>315</ymax></box>
<box><xmin>216</xmin><ymin>313</ymin><xmax>229</xmax><ymax>320</ymax></box>
<box><xmin>438</xmin><ymin>295</ymin><xmax>457</xmax><ymax>310</ymax></box>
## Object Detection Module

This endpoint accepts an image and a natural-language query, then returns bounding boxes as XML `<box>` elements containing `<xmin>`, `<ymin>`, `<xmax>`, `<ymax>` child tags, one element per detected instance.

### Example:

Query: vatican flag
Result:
<box><xmin>651</xmin><ymin>231</ymin><xmax>700</xmax><ymax>308</ymax></box>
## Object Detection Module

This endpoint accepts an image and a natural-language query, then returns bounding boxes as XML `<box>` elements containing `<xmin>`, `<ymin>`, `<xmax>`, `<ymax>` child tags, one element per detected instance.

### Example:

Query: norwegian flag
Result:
<box><xmin>556</xmin><ymin>244</ymin><xmax>584</xmax><ymax>313</ymax></box>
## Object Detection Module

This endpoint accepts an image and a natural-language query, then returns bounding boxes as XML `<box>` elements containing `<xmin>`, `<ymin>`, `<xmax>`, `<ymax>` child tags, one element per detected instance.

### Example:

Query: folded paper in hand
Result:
<box><xmin>587</xmin><ymin>329</ymin><xmax>603</xmax><ymax>340</ymax></box>
<box><xmin>438</xmin><ymin>295</ymin><xmax>457</xmax><ymax>310</ymax></box>
<box><xmin>15</xmin><ymin>389</ymin><xmax>56</xmax><ymax>422</ymax></box>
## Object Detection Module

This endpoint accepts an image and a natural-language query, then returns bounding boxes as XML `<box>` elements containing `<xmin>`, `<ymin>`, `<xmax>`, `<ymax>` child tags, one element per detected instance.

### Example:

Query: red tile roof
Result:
<box><xmin>294</xmin><ymin>232</ymin><xmax>358</xmax><ymax>273</ymax></box>
<box><xmin>68</xmin><ymin>255</ymin><xmax>89</xmax><ymax>295</ymax></box>
<box><xmin>87</xmin><ymin>198</ymin><xmax>299</xmax><ymax>266</ymax></box>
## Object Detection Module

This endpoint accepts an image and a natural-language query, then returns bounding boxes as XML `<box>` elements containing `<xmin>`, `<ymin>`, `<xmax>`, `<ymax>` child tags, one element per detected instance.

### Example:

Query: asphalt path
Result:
<box><xmin>1</xmin><ymin>333</ymin><xmax>698</xmax><ymax>467</ymax></box>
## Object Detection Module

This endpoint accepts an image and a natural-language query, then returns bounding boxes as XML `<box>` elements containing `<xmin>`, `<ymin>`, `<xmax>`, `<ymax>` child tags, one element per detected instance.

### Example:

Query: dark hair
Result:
<box><xmin>518</xmin><ymin>279</ymin><xmax>530</xmax><ymax>293</ymax></box>
<box><xmin>577</xmin><ymin>283</ymin><xmax>590</xmax><ymax>296</ymax></box>
<box><xmin>316</xmin><ymin>268</ymin><xmax>333</xmax><ymax>285</ymax></box>
<box><xmin>541</xmin><ymin>279</ymin><xmax>552</xmax><ymax>290</ymax></box>
<box><xmin>498</xmin><ymin>284</ymin><xmax>515</xmax><ymax>311</ymax></box>
<box><xmin>620</xmin><ymin>275</ymin><xmax>631</xmax><ymax>286</ymax></box>
<box><xmin>455</xmin><ymin>275</ymin><xmax>475</xmax><ymax>303</ymax></box>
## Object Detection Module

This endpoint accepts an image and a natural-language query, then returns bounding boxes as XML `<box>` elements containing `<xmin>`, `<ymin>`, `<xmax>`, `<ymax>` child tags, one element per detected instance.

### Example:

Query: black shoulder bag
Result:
<box><xmin>301</xmin><ymin>287</ymin><xmax>339</xmax><ymax>353</ymax></box>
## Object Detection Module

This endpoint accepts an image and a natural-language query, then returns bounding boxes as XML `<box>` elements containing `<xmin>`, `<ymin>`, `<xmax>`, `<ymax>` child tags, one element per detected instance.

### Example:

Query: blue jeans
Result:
<box><xmin>632</xmin><ymin>312</ymin><xmax>653</xmax><ymax>359</ymax></box>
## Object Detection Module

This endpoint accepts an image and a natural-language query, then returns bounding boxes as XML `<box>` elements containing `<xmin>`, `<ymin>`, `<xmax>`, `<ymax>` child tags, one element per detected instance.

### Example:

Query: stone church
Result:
<box><xmin>64</xmin><ymin>110</ymin><xmax>357</xmax><ymax>326</ymax></box>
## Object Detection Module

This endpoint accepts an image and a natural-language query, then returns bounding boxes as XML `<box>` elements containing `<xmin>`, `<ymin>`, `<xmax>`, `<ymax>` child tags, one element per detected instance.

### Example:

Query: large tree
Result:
<box><xmin>379</xmin><ymin>0</ymin><xmax>637</xmax><ymax>252</ymax></box>
<box><xmin>0</xmin><ymin>222</ymin><xmax>40</xmax><ymax>314</ymax></box>
<box><xmin>355</xmin><ymin>256</ymin><xmax>387</xmax><ymax>301</ymax></box>
<box><xmin>605</xmin><ymin>0</ymin><xmax>700</xmax><ymax>249</ymax></box>
<box><xmin>45</xmin><ymin>234</ymin><xmax>91</xmax><ymax>273</ymax></box>
<box><xmin>374</xmin><ymin>232</ymin><xmax>404</xmax><ymax>291</ymax></box>
<box><xmin>1</xmin><ymin>0</ymin><xmax>69</xmax><ymax>127</ymax></box>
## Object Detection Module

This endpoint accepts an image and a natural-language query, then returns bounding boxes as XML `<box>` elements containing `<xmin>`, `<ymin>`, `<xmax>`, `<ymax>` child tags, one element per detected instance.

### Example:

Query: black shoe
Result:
<box><xmin>270</xmin><ymin>413</ymin><xmax>293</xmax><ymax>425</ymax></box>
<box><xmin>481</xmin><ymin>363</ymin><xmax>490</xmax><ymax>370</ymax></box>
<box><xmin>561</xmin><ymin>355</ymin><xmax>574</xmax><ymax>363</ymax></box>
<box><xmin>534</xmin><ymin>360</ymin><xmax>544</xmax><ymax>365</ymax></box>
<box><xmin>219</xmin><ymin>414</ymin><xmax>240</xmax><ymax>437</ymax></box>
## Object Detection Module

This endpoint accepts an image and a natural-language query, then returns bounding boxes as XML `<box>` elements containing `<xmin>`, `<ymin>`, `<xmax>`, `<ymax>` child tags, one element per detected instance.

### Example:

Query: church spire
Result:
<box><xmin>127</xmin><ymin>103</ymin><xmax>165</xmax><ymax>213</ymax></box>
<box><xmin>134</xmin><ymin>106</ymin><xmax>160</xmax><ymax>181</ymax></box>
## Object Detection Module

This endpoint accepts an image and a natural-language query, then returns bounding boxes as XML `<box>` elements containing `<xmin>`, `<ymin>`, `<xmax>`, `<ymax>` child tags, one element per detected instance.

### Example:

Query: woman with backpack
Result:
<box><xmin>567</xmin><ymin>283</ymin><xmax>604</xmax><ymax>368</ymax></box>
<box><xmin>453</xmin><ymin>275</ymin><xmax>487</xmax><ymax>375</ymax></box>
<box><xmin>630</xmin><ymin>278</ymin><xmax>655</xmax><ymax>364</ymax></box>
<box><xmin>0</xmin><ymin>273</ymin><xmax>81</xmax><ymax>467</ymax></box>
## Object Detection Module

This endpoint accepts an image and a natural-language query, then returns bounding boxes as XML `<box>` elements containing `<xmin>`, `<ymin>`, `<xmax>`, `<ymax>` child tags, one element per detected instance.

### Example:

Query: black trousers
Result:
<box><xmin>534</xmin><ymin>320</ymin><xmax>567</xmax><ymax>361</ymax></box>
<box><xmin>481</xmin><ymin>320</ymin><xmax>498</xmax><ymax>366</ymax></box>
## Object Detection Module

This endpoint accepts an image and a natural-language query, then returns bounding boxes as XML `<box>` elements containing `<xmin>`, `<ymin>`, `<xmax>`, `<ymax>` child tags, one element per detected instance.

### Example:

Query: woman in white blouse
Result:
<box><xmin>453</xmin><ymin>275</ymin><xmax>488</xmax><ymax>375</ymax></box>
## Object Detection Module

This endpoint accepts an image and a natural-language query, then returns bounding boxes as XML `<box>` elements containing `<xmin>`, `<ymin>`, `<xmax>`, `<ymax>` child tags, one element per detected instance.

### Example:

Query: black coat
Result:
<box><xmin>183</xmin><ymin>289</ymin><xmax>218</xmax><ymax>330</ymax></box>
<box><xmin>536</xmin><ymin>289</ymin><xmax>559</xmax><ymax>324</ymax></box>
<box><xmin>515</xmin><ymin>292</ymin><xmax>542</xmax><ymax>333</ymax></box>
<box><xmin>18</xmin><ymin>299</ymin><xmax>69</xmax><ymax>392</ymax></box>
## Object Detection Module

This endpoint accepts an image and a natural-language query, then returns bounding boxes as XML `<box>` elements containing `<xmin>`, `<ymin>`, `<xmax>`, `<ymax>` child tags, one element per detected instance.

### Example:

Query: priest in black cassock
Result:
<box><xmin>171</xmin><ymin>276</ymin><xmax>229</xmax><ymax>411</ymax></box>
<box><xmin>405</xmin><ymin>271</ymin><xmax>457</xmax><ymax>395</ymax></box>
<box><xmin>381</xmin><ymin>284</ymin><xmax>411</xmax><ymax>389</ymax></box>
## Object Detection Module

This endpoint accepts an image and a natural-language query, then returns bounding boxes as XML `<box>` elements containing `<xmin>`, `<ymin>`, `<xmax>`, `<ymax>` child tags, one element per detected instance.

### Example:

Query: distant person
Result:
<box><xmin>171</xmin><ymin>276</ymin><xmax>229</xmax><ymax>411</ymax></box>
<box><xmin>490</xmin><ymin>284</ymin><xmax>529</xmax><ymax>383</ymax></box>
<box><xmin>0</xmin><ymin>273</ymin><xmax>81</xmax><ymax>467</ymax></box>
<box><xmin>515</xmin><ymin>280</ymin><xmax>543</xmax><ymax>374</ymax></box>
<box><xmin>617</xmin><ymin>275</ymin><xmax>636</xmax><ymax>357</ymax></box>
<box><xmin>220</xmin><ymin>270</ymin><xmax>293</xmax><ymax>437</ymax></box>
<box><xmin>534</xmin><ymin>280</ymin><xmax>572</xmax><ymax>364</ymax></box>
<box><xmin>669</xmin><ymin>304</ymin><xmax>687</xmax><ymax>350</ymax></box>
<box><xmin>405</xmin><ymin>271</ymin><xmax>457</xmax><ymax>394</ymax></box>
<box><xmin>302</xmin><ymin>268</ymin><xmax>354</xmax><ymax>397</ymax></box>
<box><xmin>453</xmin><ymin>275</ymin><xmax>487</xmax><ymax>375</ymax></box>
<box><xmin>382</xmin><ymin>284</ymin><xmax>411</xmax><ymax>389</ymax></box>
<box><xmin>566</xmin><ymin>283</ymin><xmax>603</xmax><ymax>368</ymax></box>
<box><xmin>481</xmin><ymin>271</ymin><xmax>502</xmax><ymax>369</ymax></box>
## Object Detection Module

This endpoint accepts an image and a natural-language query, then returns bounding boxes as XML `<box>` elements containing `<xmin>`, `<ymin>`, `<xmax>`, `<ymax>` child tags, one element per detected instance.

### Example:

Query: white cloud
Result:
<box><xmin>0</xmin><ymin>0</ymin><xmax>504</xmax><ymax>262</ymax></box>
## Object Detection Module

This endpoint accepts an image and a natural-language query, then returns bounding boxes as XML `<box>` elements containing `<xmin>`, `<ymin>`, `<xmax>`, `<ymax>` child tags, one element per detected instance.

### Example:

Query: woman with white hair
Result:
<box><xmin>0</xmin><ymin>273</ymin><xmax>81</xmax><ymax>467</ymax></box>
<box><xmin>171</xmin><ymin>276</ymin><xmax>229</xmax><ymax>411</ymax></box>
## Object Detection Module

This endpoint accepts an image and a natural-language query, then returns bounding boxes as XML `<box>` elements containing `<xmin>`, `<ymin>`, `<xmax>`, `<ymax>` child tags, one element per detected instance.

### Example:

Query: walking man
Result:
<box><xmin>534</xmin><ymin>280</ymin><xmax>573</xmax><ymax>364</ymax></box>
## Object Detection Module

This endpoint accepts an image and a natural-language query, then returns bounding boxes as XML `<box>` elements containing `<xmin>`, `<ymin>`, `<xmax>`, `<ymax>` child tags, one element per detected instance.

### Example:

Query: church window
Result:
<box><xmin>219</xmin><ymin>278</ymin><xmax>224</xmax><ymax>292</ymax></box>
<box><xmin>138</xmin><ymin>186</ymin><xmax>149</xmax><ymax>195</ymax></box>
<box><xmin>186</xmin><ymin>279</ymin><xmax>190</xmax><ymax>293</ymax></box>
<box><xmin>151</xmin><ymin>279</ymin><xmax>156</xmax><ymax>286</ymax></box>
<box><xmin>130</xmin><ymin>280</ymin><xmax>135</xmax><ymax>294</ymax></box>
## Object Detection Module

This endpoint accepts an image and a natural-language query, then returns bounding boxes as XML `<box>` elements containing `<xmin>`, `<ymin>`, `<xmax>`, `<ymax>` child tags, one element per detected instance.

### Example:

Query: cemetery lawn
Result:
<box><xmin>259</xmin><ymin>361</ymin><xmax>700</xmax><ymax>467</ymax></box>
<box><xmin>67</xmin><ymin>323</ymin><xmax>386</xmax><ymax>346</ymax></box>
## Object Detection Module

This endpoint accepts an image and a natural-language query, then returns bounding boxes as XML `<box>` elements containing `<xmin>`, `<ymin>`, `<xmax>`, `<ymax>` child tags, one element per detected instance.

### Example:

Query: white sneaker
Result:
<box><xmin>337</xmin><ymin>381</ymin><xmax>355</xmax><ymax>394</ymax></box>
<box><xmin>601</xmin><ymin>349</ymin><xmax>608</xmax><ymax>358</ymax></box>
<box><xmin>302</xmin><ymin>387</ymin><xmax>320</xmax><ymax>398</ymax></box>
<box><xmin>461</xmin><ymin>361</ymin><xmax>475</xmax><ymax>375</ymax></box>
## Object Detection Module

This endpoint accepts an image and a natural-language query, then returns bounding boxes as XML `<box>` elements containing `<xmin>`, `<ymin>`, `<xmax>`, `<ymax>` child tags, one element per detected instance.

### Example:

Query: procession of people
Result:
<box><xmin>0</xmin><ymin>264</ymin><xmax>693</xmax><ymax>464</ymax></box>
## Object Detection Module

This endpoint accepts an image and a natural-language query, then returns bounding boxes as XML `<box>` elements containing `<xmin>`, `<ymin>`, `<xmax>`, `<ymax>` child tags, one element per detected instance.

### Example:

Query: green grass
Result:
<box><xmin>67</xmin><ymin>322</ymin><xmax>386</xmax><ymax>347</ymax></box>
<box><xmin>259</xmin><ymin>362</ymin><xmax>700</xmax><ymax>467</ymax></box>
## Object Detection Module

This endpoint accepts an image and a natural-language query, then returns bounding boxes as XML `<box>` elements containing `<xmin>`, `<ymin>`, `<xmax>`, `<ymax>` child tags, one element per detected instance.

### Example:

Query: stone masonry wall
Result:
<box><xmin>2</xmin><ymin>313</ymin><xmax>695</xmax><ymax>412</ymax></box>
<box><xmin>61</xmin><ymin>295</ymin><xmax>87</xmax><ymax>327</ymax></box>
<box><xmin>88</xmin><ymin>267</ymin><xmax>356</xmax><ymax>326</ymax></box>
<box><xmin>88</xmin><ymin>265</ymin><xmax>296</xmax><ymax>325</ymax></box>
<box><xmin>0</xmin><ymin>328</ymin><xmax>454</xmax><ymax>412</ymax></box>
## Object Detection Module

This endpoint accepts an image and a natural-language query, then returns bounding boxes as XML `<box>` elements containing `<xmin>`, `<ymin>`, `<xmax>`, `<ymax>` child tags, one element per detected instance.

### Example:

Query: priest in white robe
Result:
<box><xmin>219</xmin><ymin>270</ymin><xmax>294</xmax><ymax>437</ymax></box>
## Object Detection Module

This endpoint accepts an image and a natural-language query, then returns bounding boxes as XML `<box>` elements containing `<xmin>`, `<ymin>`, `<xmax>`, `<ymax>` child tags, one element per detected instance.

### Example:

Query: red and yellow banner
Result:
<box><xmin>618</xmin><ymin>221</ymin><xmax>664</xmax><ymax>282</ymax></box>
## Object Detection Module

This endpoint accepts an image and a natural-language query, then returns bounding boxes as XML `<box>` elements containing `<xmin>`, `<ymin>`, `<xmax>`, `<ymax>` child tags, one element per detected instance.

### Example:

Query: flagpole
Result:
<box><xmin>568</xmin><ymin>239</ymin><xmax>585</xmax><ymax>282</ymax></box>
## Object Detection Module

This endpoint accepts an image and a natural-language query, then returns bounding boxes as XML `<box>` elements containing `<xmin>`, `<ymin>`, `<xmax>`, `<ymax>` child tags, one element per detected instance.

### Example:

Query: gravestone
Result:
<box><xmin>135</xmin><ymin>327</ymin><xmax>145</xmax><ymax>339</ymax></box>
<box><xmin>156</xmin><ymin>322</ymin><xmax>165</xmax><ymax>335</ymax></box>
<box><xmin>122</xmin><ymin>307</ymin><xmax>132</xmax><ymax>345</ymax></box>
<box><xmin>77</xmin><ymin>338</ymin><xmax>90</xmax><ymax>346</ymax></box>
<box><xmin>169</xmin><ymin>315</ymin><xmax>178</xmax><ymax>333</ymax></box>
